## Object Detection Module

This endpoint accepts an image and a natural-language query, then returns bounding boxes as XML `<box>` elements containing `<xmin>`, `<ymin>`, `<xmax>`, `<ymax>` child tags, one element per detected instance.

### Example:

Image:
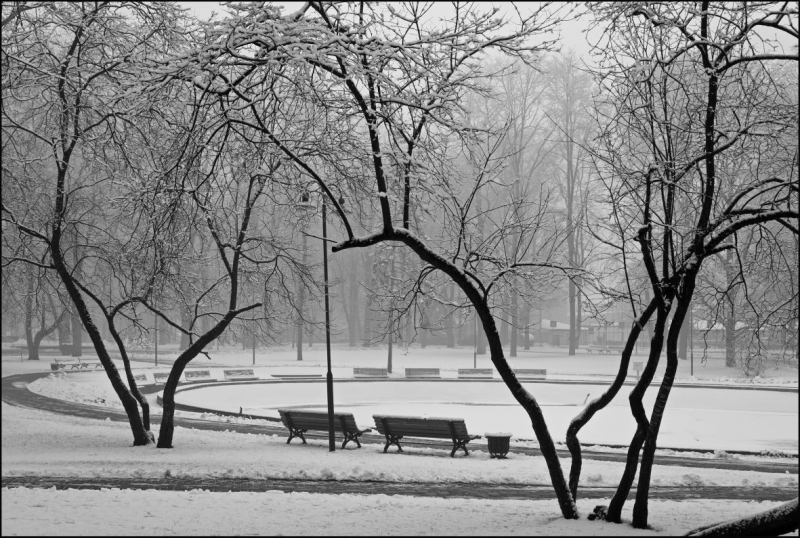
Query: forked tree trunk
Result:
<box><xmin>632</xmin><ymin>276</ymin><xmax>697</xmax><ymax>528</ymax></box>
<box><xmin>366</xmin><ymin>230</ymin><xmax>579</xmax><ymax>519</ymax></box>
<box><xmin>108</xmin><ymin>322</ymin><xmax>152</xmax><ymax>432</ymax></box>
<box><xmin>567</xmin><ymin>299</ymin><xmax>657</xmax><ymax>500</ymax></box>
<box><xmin>51</xmin><ymin>250</ymin><xmax>151</xmax><ymax>445</ymax></box>
<box><xmin>158</xmin><ymin>314</ymin><xmax>235</xmax><ymax>448</ymax></box>
<box><xmin>606</xmin><ymin>304</ymin><xmax>669</xmax><ymax>523</ymax></box>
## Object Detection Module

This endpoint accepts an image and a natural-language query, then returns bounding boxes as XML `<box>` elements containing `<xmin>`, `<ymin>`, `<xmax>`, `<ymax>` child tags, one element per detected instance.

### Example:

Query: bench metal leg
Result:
<box><xmin>383</xmin><ymin>434</ymin><xmax>403</xmax><ymax>453</ymax></box>
<box><xmin>451</xmin><ymin>439</ymin><xmax>470</xmax><ymax>457</ymax></box>
<box><xmin>287</xmin><ymin>428</ymin><xmax>307</xmax><ymax>445</ymax></box>
<box><xmin>341</xmin><ymin>432</ymin><xmax>362</xmax><ymax>450</ymax></box>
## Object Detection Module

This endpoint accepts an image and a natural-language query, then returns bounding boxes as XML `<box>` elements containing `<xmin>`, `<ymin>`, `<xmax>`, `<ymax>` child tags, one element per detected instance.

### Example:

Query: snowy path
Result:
<box><xmin>2</xmin><ymin>475</ymin><xmax>797</xmax><ymax>502</ymax></box>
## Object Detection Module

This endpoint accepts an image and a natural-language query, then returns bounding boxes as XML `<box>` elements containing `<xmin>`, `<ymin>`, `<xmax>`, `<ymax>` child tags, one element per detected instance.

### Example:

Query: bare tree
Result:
<box><xmin>2</xmin><ymin>1</ymin><xmax>189</xmax><ymax>446</ymax></box>
<box><xmin>574</xmin><ymin>2</ymin><xmax>798</xmax><ymax>530</ymax></box>
<box><xmin>164</xmin><ymin>1</ymin><xmax>583</xmax><ymax>519</ymax></box>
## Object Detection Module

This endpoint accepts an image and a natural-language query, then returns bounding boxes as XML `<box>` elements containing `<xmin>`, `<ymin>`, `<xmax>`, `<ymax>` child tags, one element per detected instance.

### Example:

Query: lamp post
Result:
<box><xmin>296</xmin><ymin>190</ymin><xmax>338</xmax><ymax>452</ymax></box>
<box><xmin>321</xmin><ymin>197</ymin><xmax>336</xmax><ymax>452</ymax></box>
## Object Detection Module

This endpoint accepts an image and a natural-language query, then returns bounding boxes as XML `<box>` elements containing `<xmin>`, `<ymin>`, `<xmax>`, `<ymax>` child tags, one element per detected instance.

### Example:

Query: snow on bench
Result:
<box><xmin>184</xmin><ymin>369</ymin><xmax>216</xmax><ymax>383</ymax></box>
<box><xmin>353</xmin><ymin>367</ymin><xmax>388</xmax><ymax>378</ymax></box>
<box><xmin>278</xmin><ymin>409</ymin><xmax>371</xmax><ymax>449</ymax></box>
<box><xmin>132</xmin><ymin>373</ymin><xmax>152</xmax><ymax>386</ymax></box>
<box><xmin>457</xmin><ymin>368</ymin><xmax>493</xmax><ymax>379</ymax></box>
<box><xmin>372</xmin><ymin>414</ymin><xmax>481</xmax><ymax>457</ymax></box>
<box><xmin>50</xmin><ymin>358</ymin><xmax>103</xmax><ymax>371</ymax></box>
<box><xmin>404</xmin><ymin>368</ymin><xmax>440</xmax><ymax>379</ymax></box>
<box><xmin>223</xmin><ymin>368</ymin><xmax>258</xmax><ymax>381</ymax></box>
<box><xmin>513</xmin><ymin>368</ymin><xmax>547</xmax><ymax>380</ymax></box>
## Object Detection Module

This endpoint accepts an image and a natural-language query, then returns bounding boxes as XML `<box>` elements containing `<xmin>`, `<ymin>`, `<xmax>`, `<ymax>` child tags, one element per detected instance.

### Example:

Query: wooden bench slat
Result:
<box><xmin>372</xmin><ymin>414</ymin><xmax>479</xmax><ymax>457</ymax></box>
<box><xmin>457</xmin><ymin>368</ymin><xmax>493</xmax><ymax>378</ymax></box>
<box><xmin>277</xmin><ymin>409</ymin><xmax>370</xmax><ymax>449</ymax></box>
<box><xmin>223</xmin><ymin>369</ymin><xmax>258</xmax><ymax>380</ymax></box>
<box><xmin>513</xmin><ymin>368</ymin><xmax>547</xmax><ymax>379</ymax></box>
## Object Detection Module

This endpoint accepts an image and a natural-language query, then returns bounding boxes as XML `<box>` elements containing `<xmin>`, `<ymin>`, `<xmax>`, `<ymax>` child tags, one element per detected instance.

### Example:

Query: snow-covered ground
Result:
<box><xmin>24</xmin><ymin>344</ymin><xmax>799</xmax><ymax>454</ymax></box>
<box><xmin>3</xmin><ymin>348</ymin><xmax>799</xmax><ymax>536</ymax></box>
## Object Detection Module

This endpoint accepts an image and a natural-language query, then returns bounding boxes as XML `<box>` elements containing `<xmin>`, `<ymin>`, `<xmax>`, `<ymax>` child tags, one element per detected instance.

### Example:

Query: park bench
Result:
<box><xmin>76</xmin><ymin>358</ymin><xmax>104</xmax><ymax>371</ymax></box>
<box><xmin>586</xmin><ymin>346</ymin><xmax>622</xmax><ymax>354</ymax></box>
<box><xmin>50</xmin><ymin>357</ymin><xmax>104</xmax><ymax>371</ymax></box>
<box><xmin>353</xmin><ymin>367</ymin><xmax>388</xmax><ymax>378</ymax></box>
<box><xmin>457</xmin><ymin>368</ymin><xmax>493</xmax><ymax>379</ymax></box>
<box><xmin>404</xmin><ymin>367</ymin><xmax>440</xmax><ymax>379</ymax></box>
<box><xmin>223</xmin><ymin>368</ymin><xmax>258</xmax><ymax>381</ymax></box>
<box><xmin>277</xmin><ymin>409</ymin><xmax>371</xmax><ymax>449</ymax></box>
<box><xmin>152</xmin><ymin>371</ymin><xmax>174</xmax><ymax>385</ymax></box>
<box><xmin>132</xmin><ymin>373</ymin><xmax>152</xmax><ymax>386</ymax></box>
<box><xmin>184</xmin><ymin>369</ymin><xmax>216</xmax><ymax>383</ymax></box>
<box><xmin>51</xmin><ymin>358</ymin><xmax>83</xmax><ymax>371</ymax></box>
<box><xmin>513</xmin><ymin>368</ymin><xmax>547</xmax><ymax>380</ymax></box>
<box><xmin>372</xmin><ymin>414</ymin><xmax>481</xmax><ymax>457</ymax></box>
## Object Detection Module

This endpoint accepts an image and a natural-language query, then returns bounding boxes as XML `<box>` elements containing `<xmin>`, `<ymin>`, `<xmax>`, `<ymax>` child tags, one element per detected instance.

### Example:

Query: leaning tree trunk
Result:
<box><xmin>108</xmin><ymin>321</ymin><xmax>152</xmax><ymax>432</ymax></box>
<box><xmin>567</xmin><ymin>299</ymin><xmax>657</xmax><ymax>500</ymax></box>
<box><xmin>632</xmin><ymin>276</ymin><xmax>697</xmax><ymax>528</ymax></box>
<box><xmin>51</xmin><ymin>247</ymin><xmax>151</xmax><ymax>445</ymax></box>
<box><xmin>606</xmin><ymin>304</ymin><xmax>669</xmax><ymax>523</ymax></box>
<box><xmin>157</xmin><ymin>314</ymin><xmax>236</xmax><ymax>448</ymax></box>
<box><xmin>382</xmin><ymin>229</ymin><xmax>579</xmax><ymax>519</ymax></box>
<box><xmin>684</xmin><ymin>497</ymin><xmax>798</xmax><ymax>536</ymax></box>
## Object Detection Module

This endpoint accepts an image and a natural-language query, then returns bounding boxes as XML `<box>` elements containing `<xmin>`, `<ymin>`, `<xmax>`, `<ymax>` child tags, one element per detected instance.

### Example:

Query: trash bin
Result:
<box><xmin>484</xmin><ymin>432</ymin><xmax>513</xmax><ymax>459</ymax></box>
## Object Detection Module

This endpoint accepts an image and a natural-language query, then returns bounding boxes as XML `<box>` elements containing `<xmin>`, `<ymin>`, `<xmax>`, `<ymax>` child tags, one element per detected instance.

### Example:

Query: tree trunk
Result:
<box><xmin>632</xmin><ymin>277</ymin><xmax>697</xmax><ymax>529</ymax></box>
<box><xmin>51</xmin><ymin>236</ymin><xmax>151</xmax><ymax>446</ymax></box>
<box><xmin>157</xmin><ymin>314</ymin><xmax>235</xmax><ymax>448</ymax></box>
<box><xmin>368</xmin><ymin>230</ymin><xmax>579</xmax><ymax>519</ymax></box>
<box><xmin>606</xmin><ymin>304</ymin><xmax>669</xmax><ymax>523</ymax></box>
<box><xmin>567</xmin><ymin>299</ymin><xmax>657</xmax><ymax>500</ymax></box>
<box><xmin>109</xmin><ymin>322</ymin><xmax>152</xmax><ymax>432</ymax></box>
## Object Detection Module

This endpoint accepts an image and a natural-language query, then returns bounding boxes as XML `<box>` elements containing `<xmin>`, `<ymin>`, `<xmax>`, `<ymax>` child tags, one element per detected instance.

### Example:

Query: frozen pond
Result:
<box><xmin>175</xmin><ymin>380</ymin><xmax>799</xmax><ymax>453</ymax></box>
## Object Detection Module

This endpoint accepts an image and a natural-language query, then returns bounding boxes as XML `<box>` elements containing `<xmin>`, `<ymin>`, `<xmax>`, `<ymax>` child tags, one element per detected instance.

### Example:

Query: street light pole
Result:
<box><xmin>322</xmin><ymin>198</ymin><xmax>336</xmax><ymax>452</ymax></box>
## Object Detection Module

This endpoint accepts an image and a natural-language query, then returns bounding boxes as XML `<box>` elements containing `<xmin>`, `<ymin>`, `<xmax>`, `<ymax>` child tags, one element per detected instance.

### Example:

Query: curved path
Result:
<box><xmin>2</xmin><ymin>372</ymin><xmax>798</xmax><ymax>501</ymax></box>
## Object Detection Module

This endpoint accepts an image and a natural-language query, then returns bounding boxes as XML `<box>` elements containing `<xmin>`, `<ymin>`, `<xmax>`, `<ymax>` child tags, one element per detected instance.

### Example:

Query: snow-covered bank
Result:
<box><xmin>3</xmin><ymin>487</ymin><xmax>791</xmax><ymax>536</ymax></box>
<box><xmin>3</xmin><ymin>356</ymin><xmax>798</xmax><ymax>536</ymax></box>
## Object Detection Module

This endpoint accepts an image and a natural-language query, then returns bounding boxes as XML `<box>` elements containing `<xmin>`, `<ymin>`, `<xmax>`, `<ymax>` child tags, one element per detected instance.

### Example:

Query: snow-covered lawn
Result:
<box><xmin>3</xmin><ymin>352</ymin><xmax>798</xmax><ymax>536</ymax></box>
